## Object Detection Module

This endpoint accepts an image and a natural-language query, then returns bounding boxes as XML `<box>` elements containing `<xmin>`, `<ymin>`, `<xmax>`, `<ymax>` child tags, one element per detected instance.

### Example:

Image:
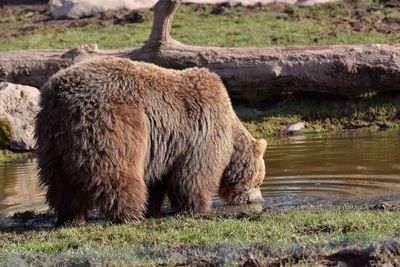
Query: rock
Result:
<box><xmin>182</xmin><ymin>0</ymin><xmax>298</xmax><ymax>5</ymax></box>
<box><xmin>49</xmin><ymin>0</ymin><xmax>337</xmax><ymax>19</ymax></box>
<box><xmin>285</xmin><ymin>122</ymin><xmax>305</xmax><ymax>135</ymax></box>
<box><xmin>298</xmin><ymin>0</ymin><xmax>338</xmax><ymax>6</ymax></box>
<box><xmin>48</xmin><ymin>0</ymin><xmax>62</xmax><ymax>12</ymax></box>
<box><xmin>49</xmin><ymin>0</ymin><xmax>157</xmax><ymax>19</ymax></box>
<box><xmin>61</xmin><ymin>43</ymin><xmax>99</xmax><ymax>59</ymax></box>
<box><xmin>0</xmin><ymin>82</ymin><xmax>40</xmax><ymax>151</ymax></box>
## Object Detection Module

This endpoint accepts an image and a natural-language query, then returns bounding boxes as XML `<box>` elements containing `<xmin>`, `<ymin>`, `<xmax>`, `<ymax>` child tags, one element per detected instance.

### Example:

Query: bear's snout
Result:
<box><xmin>246</xmin><ymin>187</ymin><xmax>264</xmax><ymax>203</ymax></box>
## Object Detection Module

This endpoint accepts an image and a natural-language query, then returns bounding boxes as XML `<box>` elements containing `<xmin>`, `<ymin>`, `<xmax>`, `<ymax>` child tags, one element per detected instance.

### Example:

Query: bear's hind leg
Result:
<box><xmin>47</xmin><ymin>176</ymin><xmax>91</xmax><ymax>227</ymax></box>
<box><xmin>37</xmin><ymin>149</ymin><xmax>91</xmax><ymax>227</ymax></box>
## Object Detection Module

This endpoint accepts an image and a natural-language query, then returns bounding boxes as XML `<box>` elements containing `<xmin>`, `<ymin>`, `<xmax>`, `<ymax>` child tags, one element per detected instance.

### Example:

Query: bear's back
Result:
<box><xmin>39</xmin><ymin>56</ymin><xmax>238</xmax><ymax>184</ymax></box>
<box><xmin>46</xmin><ymin>56</ymin><xmax>232</xmax><ymax>115</ymax></box>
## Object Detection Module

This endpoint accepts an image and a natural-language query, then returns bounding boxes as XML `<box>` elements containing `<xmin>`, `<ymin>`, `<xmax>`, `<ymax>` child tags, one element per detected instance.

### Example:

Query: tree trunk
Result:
<box><xmin>1</xmin><ymin>0</ymin><xmax>400</xmax><ymax>101</ymax></box>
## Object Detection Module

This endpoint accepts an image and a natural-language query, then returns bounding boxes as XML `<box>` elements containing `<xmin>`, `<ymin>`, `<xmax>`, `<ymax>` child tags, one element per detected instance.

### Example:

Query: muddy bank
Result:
<box><xmin>150</xmin><ymin>240</ymin><xmax>400</xmax><ymax>266</ymax></box>
<box><xmin>3</xmin><ymin>240</ymin><xmax>400</xmax><ymax>266</ymax></box>
<box><xmin>1</xmin><ymin>194</ymin><xmax>400</xmax><ymax>266</ymax></box>
<box><xmin>2</xmin><ymin>193</ymin><xmax>400</xmax><ymax>231</ymax></box>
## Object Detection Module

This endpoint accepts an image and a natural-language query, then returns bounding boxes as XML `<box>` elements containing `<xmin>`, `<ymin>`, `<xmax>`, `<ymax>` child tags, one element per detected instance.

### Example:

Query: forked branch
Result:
<box><xmin>148</xmin><ymin>0</ymin><xmax>181</xmax><ymax>44</ymax></box>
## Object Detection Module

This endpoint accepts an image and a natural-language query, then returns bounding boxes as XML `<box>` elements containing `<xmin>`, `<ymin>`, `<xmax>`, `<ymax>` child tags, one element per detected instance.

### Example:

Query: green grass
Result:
<box><xmin>1</xmin><ymin>1</ymin><xmax>399</xmax><ymax>265</ymax></box>
<box><xmin>1</xmin><ymin>207</ymin><xmax>399</xmax><ymax>265</ymax></box>
<box><xmin>0</xmin><ymin>0</ymin><xmax>400</xmax><ymax>51</ymax></box>
<box><xmin>240</xmin><ymin>92</ymin><xmax>400</xmax><ymax>137</ymax></box>
<box><xmin>0</xmin><ymin>150</ymin><xmax>33</xmax><ymax>161</ymax></box>
<box><xmin>0</xmin><ymin>118</ymin><xmax>13</xmax><ymax>143</ymax></box>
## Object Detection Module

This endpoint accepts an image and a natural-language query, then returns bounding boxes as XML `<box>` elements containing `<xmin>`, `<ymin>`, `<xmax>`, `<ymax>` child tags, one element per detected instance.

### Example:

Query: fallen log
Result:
<box><xmin>1</xmin><ymin>0</ymin><xmax>400</xmax><ymax>101</ymax></box>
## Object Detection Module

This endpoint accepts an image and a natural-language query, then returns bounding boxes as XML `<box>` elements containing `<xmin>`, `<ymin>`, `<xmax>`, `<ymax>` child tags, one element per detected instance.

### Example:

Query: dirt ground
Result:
<box><xmin>177</xmin><ymin>241</ymin><xmax>400</xmax><ymax>266</ymax></box>
<box><xmin>0</xmin><ymin>3</ymin><xmax>146</xmax><ymax>39</ymax></box>
<box><xmin>5</xmin><ymin>240</ymin><xmax>400</xmax><ymax>266</ymax></box>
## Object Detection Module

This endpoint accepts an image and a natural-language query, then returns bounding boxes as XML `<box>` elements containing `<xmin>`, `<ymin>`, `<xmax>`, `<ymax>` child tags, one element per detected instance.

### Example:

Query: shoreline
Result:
<box><xmin>1</xmin><ymin>194</ymin><xmax>400</xmax><ymax>266</ymax></box>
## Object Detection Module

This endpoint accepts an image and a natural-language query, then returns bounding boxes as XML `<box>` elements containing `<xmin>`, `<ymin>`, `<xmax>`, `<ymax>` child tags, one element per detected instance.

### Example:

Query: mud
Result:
<box><xmin>162</xmin><ymin>240</ymin><xmax>400</xmax><ymax>266</ymax></box>
<box><xmin>350</xmin><ymin>11</ymin><xmax>400</xmax><ymax>34</ymax></box>
<box><xmin>0</xmin><ymin>0</ymin><xmax>47</xmax><ymax>5</ymax></box>
<box><xmin>190</xmin><ymin>0</ymin><xmax>400</xmax><ymax>36</ymax></box>
<box><xmin>234</xmin><ymin>1</ymin><xmax>400</xmax><ymax>34</ymax></box>
<box><xmin>0</xmin><ymin>4</ymin><xmax>145</xmax><ymax>39</ymax></box>
<box><xmin>2</xmin><ymin>194</ymin><xmax>400</xmax><ymax>231</ymax></box>
<box><xmin>380</xmin><ymin>0</ymin><xmax>400</xmax><ymax>8</ymax></box>
<box><xmin>99</xmin><ymin>10</ymin><xmax>145</xmax><ymax>25</ymax></box>
<box><xmin>6</xmin><ymin>240</ymin><xmax>400</xmax><ymax>266</ymax></box>
<box><xmin>276</xmin><ymin>240</ymin><xmax>400</xmax><ymax>267</ymax></box>
<box><xmin>210</xmin><ymin>2</ymin><xmax>234</xmax><ymax>15</ymax></box>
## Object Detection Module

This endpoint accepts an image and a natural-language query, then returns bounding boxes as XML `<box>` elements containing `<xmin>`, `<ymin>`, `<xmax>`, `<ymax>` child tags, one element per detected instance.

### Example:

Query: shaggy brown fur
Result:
<box><xmin>35</xmin><ymin>56</ymin><xmax>267</xmax><ymax>225</ymax></box>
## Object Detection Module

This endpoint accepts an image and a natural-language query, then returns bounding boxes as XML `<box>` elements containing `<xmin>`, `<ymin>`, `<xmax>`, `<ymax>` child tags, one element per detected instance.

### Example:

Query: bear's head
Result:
<box><xmin>219</xmin><ymin>139</ymin><xmax>267</xmax><ymax>205</ymax></box>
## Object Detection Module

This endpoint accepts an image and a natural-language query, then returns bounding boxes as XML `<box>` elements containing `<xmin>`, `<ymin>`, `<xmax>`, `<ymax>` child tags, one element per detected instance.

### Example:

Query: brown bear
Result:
<box><xmin>35</xmin><ymin>56</ymin><xmax>267</xmax><ymax>226</ymax></box>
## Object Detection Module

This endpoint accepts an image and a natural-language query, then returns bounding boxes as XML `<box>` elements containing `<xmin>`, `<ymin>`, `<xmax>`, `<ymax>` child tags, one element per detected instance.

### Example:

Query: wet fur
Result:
<box><xmin>35</xmin><ymin>56</ymin><xmax>266</xmax><ymax>225</ymax></box>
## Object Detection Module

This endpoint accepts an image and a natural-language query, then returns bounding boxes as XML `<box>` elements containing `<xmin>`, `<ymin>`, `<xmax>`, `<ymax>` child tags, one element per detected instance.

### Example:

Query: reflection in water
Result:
<box><xmin>0</xmin><ymin>130</ymin><xmax>399</xmax><ymax>216</ymax></box>
<box><xmin>0</xmin><ymin>159</ymin><xmax>45</xmax><ymax>216</ymax></box>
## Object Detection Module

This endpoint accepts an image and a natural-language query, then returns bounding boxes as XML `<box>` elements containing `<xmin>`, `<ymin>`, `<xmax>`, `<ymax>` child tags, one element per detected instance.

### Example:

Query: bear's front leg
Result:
<box><xmin>56</xmin><ymin>208</ymin><xmax>87</xmax><ymax>227</ymax></box>
<box><xmin>168</xmin><ymin>180</ymin><xmax>214</xmax><ymax>213</ymax></box>
<box><xmin>51</xmin><ymin>184</ymin><xmax>90</xmax><ymax>227</ymax></box>
<box><xmin>99</xmin><ymin>170</ymin><xmax>148</xmax><ymax>224</ymax></box>
<box><xmin>146</xmin><ymin>179</ymin><xmax>167</xmax><ymax>218</ymax></box>
<box><xmin>167</xmin><ymin>147</ymin><xmax>226</xmax><ymax>214</ymax></box>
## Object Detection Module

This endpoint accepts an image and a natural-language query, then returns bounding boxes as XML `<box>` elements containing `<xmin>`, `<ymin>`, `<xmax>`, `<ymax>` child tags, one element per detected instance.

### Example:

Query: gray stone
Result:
<box><xmin>61</xmin><ymin>44</ymin><xmax>99</xmax><ymax>59</ymax></box>
<box><xmin>0</xmin><ymin>82</ymin><xmax>40</xmax><ymax>151</ymax></box>
<box><xmin>49</xmin><ymin>0</ymin><xmax>334</xmax><ymax>19</ymax></box>
<box><xmin>285</xmin><ymin>122</ymin><xmax>305</xmax><ymax>134</ymax></box>
<box><xmin>298</xmin><ymin>0</ymin><xmax>339</xmax><ymax>6</ymax></box>
<box><xmin>49</xmin><ymin>0</ymin><xmax>157</xmax><ymax>19</ymax></box>
<box><xmin>182</xmin><ymin>0</ymin><xmax>298</xmax><ymax>5</ymax></box>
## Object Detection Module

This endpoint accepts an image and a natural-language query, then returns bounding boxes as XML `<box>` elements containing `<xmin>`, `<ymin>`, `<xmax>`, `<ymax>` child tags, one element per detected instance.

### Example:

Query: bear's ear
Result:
<box><xmin>253</xmin><ymin>139</ymin><xmax>267</xmax><ymax>158</ymax></box>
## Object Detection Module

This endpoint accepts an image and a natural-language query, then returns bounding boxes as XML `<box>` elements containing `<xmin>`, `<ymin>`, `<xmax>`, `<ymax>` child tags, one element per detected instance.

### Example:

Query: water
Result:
<box><xmin>263</xmin><ymin>130</ymin><xmax>400</xmax><ymax>198</ymax></box>
<box><xmin>0</xmin><ymin>159</ymin><xmax>45</xmax><ymax>216</ymax></box>
<box><xmin>0</xmin><ymin>130</ymin><xmax>399</xmax><ymax>216</ymax></box>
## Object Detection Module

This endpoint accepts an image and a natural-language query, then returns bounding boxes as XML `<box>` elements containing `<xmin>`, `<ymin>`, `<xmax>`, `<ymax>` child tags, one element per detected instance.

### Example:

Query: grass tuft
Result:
<box><xmin>0</xmin><ymin>0</ymin><xmax>400</xmax><ymax>51</ymax></box>
<box><xmin>0</xmin><ymin>150</ymin><xmax>33</xmax><ymax>161</ymax></box>
<box><xmin>0</xmin><ymin>118</ymin><xmax>13</xmax><ymax>143</ymax></box>
<box><xmin>239</xmin><ymin>92</ymin><xmax>400</xmax><ymax>137</ymax></box>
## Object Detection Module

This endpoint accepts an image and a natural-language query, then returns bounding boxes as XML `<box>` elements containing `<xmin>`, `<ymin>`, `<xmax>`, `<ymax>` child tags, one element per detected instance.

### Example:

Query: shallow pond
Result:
<box><xmin>0</xmin><ymin>130</ymin><xmax>399</xmax><ymax>216</ymax></box>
